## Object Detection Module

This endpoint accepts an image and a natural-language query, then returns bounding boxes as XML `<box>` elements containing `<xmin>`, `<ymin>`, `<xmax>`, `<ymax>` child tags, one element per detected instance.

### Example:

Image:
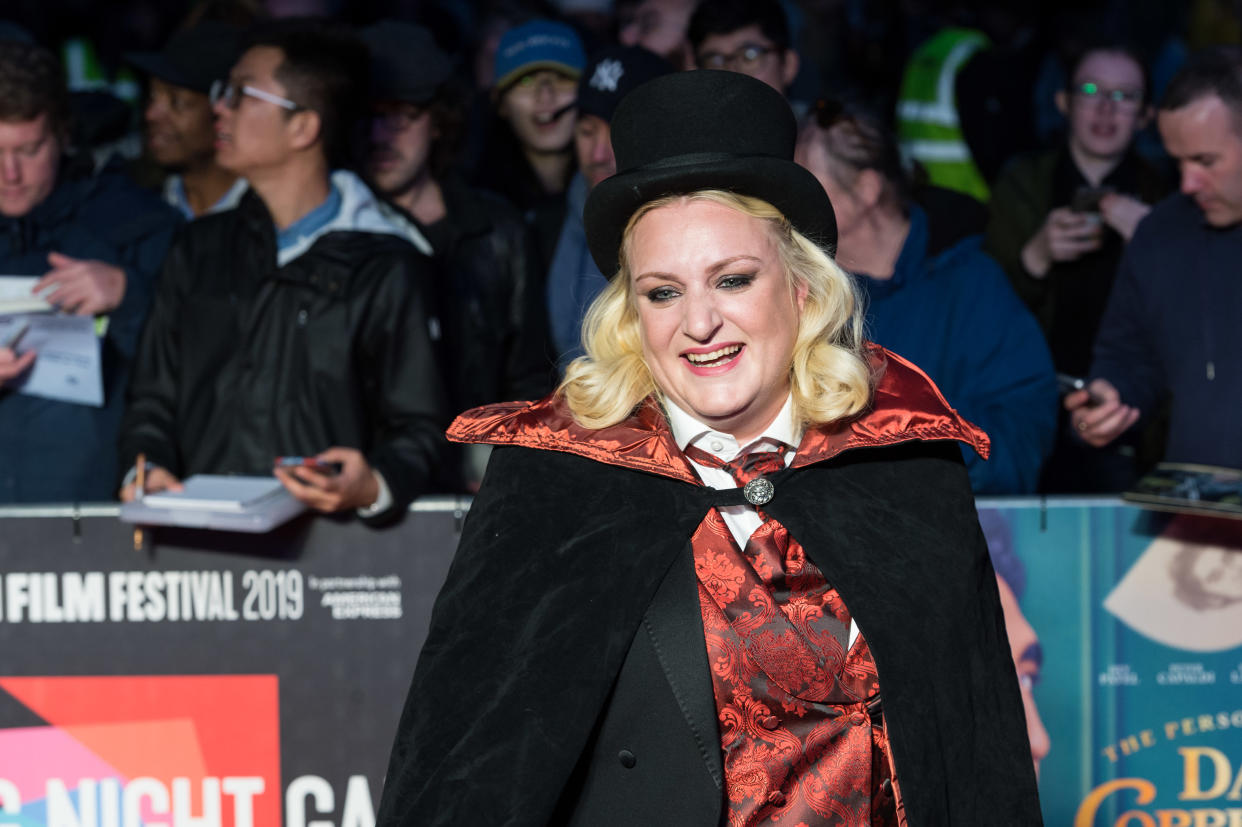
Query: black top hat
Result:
<box><xmin>125</xmin><ymin>22</ymin><xmax>244</xmax><ymax>95</ymax></box>
<box><xmin>583</xmin><ymin>70</ymin><xmax>836</xmax><ymax>276</ymax></box>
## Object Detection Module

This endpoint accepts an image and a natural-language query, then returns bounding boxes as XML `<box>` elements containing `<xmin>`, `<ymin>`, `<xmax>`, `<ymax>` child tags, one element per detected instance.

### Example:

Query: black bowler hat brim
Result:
<box><xmin>583</xmin><ymin>70</ymin><xmax>836</xmax><ymax>277</ymax></box>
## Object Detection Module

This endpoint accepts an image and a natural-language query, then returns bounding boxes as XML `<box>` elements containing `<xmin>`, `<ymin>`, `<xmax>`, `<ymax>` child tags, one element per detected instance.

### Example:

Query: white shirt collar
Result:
<box><xmin>663</xmin><ymin>394</ymin><xmax>799</xmax><ymax>458</ymax></box>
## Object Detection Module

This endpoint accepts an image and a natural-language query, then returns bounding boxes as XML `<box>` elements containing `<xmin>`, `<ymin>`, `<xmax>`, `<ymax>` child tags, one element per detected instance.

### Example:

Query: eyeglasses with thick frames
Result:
<box><xmin>1072</xmin><ymin>82</ymin><xmax>1143</xmax><ymax>108</ymax></box>
<box><xmin>209</xmin><ymin>79</ymin><xmax>303</xmax><ymax>111</ymax></box>
<box><xmin>697</xmin><ymin>44</ymin><xmax>776</xmax><ymax>73</ymax></box>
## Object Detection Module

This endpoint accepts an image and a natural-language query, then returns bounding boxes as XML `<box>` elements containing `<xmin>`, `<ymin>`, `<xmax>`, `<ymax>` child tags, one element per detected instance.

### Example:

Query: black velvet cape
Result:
<box><xmin>376</xmin><ymin>392</ymin><xmax>1043</xmax><ymax>826</ymax></box>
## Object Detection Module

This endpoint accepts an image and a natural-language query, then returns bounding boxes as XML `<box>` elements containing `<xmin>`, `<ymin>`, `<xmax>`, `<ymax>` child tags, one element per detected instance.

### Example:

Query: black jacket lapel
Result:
<box><xmin>641</xmin><ymin>542</ymin><xmax>724</xmax><ymax>789</ymax></box>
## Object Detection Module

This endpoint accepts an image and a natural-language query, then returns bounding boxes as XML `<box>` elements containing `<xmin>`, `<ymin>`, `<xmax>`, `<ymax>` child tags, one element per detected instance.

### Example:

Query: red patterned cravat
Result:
<box><xmin>683</xmin><ymin>444</ymin><xmax>851</xmax><ymax>663</ymax></box>
<box><xmin>682</xmin><ymin>443</ymin><xmax>897</xmax><ymax>825</ymax></box>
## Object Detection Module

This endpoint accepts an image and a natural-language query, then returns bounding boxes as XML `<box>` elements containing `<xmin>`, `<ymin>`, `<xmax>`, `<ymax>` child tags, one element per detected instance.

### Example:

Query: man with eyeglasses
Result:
<box><xmin>126</xmin><ymin>22</ymin><xmax>249</xmax><ymax>219</ymax></box>
<box><xmin>687</xmin><ymin>0</ymin><xmax>799</xmax><ymax>97</ymax></box>
<box><xmin>1067</xmin><ymin>47</ymin><xmax>1242</xmax><ymax>475</ymax></box>
<box><xmin>361</xmin><ymin>20</ymin><xmax>551</xmax><ymax>490</ymax></box>
<box><xmin>119</xmin><ymin>21</ymin><xmax>449</xmax><ymax>524</ymax></box>
<box><xmin>0</xmin><ymin>37</ymin><xmax>179</xmax><ymax>503</ymax></box>
<box><xmin>985</xmin><ymin>45</ymin><xmax>1168</xmax><ymax>493</ymax></box>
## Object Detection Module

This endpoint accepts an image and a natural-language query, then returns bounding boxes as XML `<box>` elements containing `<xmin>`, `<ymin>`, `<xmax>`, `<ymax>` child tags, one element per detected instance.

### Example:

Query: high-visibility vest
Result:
<box><xmin>896</xmin><ymin>27</ymin><xmax>990</xmax><ymax>203</ymax></box>
<box><xmin>61</xmin><ymin>38</ymin><xmax>140</xmax><ymax>103</ymax></box>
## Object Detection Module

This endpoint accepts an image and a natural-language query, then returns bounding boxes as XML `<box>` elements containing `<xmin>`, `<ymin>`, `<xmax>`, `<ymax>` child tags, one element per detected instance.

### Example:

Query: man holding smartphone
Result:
<box><xmin>118</xmin><ymin>21</ymin><xmax>448</xmax><ymax>522</ymax></box>
<box><xmin>985</xmin><ymin>44</ymin><xmax>1169</xmax><ymax>491</ymax></box>
<box><xmin>1068</xmin><ymin>48</ymin><xmax>1242</xmax><ymax>472</ymax></box>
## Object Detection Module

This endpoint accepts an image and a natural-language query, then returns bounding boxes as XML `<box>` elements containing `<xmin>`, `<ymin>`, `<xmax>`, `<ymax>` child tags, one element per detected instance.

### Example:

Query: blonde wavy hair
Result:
<box><xmin>559</xmin><ymin>189</ymin><xmax>874</xmax><ymax>430</ymax></box>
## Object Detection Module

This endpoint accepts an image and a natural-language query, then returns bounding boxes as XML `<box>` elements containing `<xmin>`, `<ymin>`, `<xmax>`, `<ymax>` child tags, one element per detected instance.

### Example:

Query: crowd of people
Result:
<box><xmin>1</xmin><ymin>0</ymin><xmax>1241</xmax><ymax>515</ymax></box>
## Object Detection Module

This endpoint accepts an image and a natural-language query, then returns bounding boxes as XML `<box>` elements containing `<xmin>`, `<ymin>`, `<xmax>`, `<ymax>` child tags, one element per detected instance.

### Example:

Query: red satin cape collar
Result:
<box><xmin>447</xmin><ymin>345</ymin><xmax>990</xmax><ymax>484</ymax></box>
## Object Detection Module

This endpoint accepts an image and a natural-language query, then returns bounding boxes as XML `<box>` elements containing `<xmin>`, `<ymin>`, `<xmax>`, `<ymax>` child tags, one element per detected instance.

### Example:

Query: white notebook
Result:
<box><xmin>141</xmin><ymin>475</ymin><xmax>289</xmax><ymax>512</ymax></box>
<box><xmin>0</xmin><ymin>276</ymin><xmax>53</xmax><ymax>315</ymax></box>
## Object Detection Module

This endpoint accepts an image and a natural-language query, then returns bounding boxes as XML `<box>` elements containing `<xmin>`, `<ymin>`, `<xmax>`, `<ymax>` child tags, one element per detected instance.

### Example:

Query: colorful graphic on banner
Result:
<box><xmin>978</xmin><ymin>502</ymin><xmax>1242</xmax><ymax>827</ymax></box>
<box><xmin>0</xmin><ymin>675</ymin><xmax>279</xmax><ymax>826</ymax></box>
<box><xmin>0</xmin><ymin>510</ymin><xmax>463</xmax><ymax>827</ymax></box>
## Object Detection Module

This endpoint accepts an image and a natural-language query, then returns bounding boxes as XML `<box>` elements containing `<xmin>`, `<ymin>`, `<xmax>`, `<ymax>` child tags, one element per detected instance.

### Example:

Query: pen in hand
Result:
<box><xmin>133</xmin><ymin>453</ymin><xmax>145</xmax><ymax>551</ymax></box>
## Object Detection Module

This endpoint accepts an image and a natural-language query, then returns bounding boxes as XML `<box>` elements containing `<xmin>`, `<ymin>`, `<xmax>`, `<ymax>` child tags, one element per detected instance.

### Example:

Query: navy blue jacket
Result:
<box><xmin>856</xmin><ymin>205</ymin><xmax>1058</xmax><ymax>494</ymax></box>
<box><xmin>546</xmin><ymin>173</ymin><xmax>606</xmax><ymax>371</ymax></box>
<box><xmin>0</xmin><ymin>158</ymin><xmax>179</xmax><ymax>502</ymax></box>
<box><xmin>1091</xmin><ymin>193</ymin><xmax>1242</xmax><ymax>467</ymax></box>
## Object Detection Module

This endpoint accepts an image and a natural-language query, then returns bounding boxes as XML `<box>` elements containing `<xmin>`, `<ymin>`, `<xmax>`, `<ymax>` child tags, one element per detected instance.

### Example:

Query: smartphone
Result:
<box><xmin>1071</xmin><ymin>186</ymin><xmax>1112</xmax><ymax>214</ymax></box>
<box><xmin>275</xmin><ymin>456</ymin><xmax>343</xmax><ymax>476</ymax></box>
<box><xmin>1056</xmin><ymin>373</ymin><xmax>1102</xmax><ymax>406</ymax></box>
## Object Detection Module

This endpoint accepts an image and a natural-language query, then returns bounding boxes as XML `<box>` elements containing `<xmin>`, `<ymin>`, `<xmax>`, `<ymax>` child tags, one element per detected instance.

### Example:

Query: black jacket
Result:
<box><xmin>376</xmin><ymin>352</ymin><xmax>1042</xmax><ymax>825</ymax></box>
<box><xmin>421</xmin><ymin>177</ymin><xmax>552</xmax><ymax>415</ymax></box>
<box><xmin>119</xmin><ymin>189</ymin><xmax>448</xmax><ymax>518</ymax></box>
<box><xmin>0</xmin><ymin>156</ymin><xmax>179</xmax><ymax>503</ymax></box>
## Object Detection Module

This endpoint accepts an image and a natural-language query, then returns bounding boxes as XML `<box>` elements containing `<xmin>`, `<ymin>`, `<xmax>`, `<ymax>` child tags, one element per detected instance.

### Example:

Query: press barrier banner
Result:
<box><xmin>0</xmin><ymin>498</ymin><xmax>1239</xmax><ymax>826</ymax></box>
<box><xmin>978</xmin><ymin>499</ymin><xmax>1242</xmax><ymax>827</ymax></box>
<box><xmin>0</xmin><ymin>501</ymin><xmax>465</xmax><ymax>827</ymax></box>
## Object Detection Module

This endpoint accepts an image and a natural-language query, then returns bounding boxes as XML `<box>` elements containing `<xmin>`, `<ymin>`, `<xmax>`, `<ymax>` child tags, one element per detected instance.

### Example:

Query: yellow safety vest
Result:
<box><xmin>896</xmin><ymin>27</ymin><xmax>991</xmax><ymax>203</ymax></box>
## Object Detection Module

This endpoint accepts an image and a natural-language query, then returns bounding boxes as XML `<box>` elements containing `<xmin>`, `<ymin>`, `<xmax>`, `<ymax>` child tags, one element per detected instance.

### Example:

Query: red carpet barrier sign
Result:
<box><xmin>0</xmin><ymin>503</ymin><xmax>463</xmax><ymax>827</ymax></box>
<box><xmin>978</xmin><ymin>500</ymin><xmax>1242</xmax><ymax>827</ymax></box>
<box><xmin>0</xmin><ymin>499</ymin><xmax>1238</xmax><ymax>825</ymax></box>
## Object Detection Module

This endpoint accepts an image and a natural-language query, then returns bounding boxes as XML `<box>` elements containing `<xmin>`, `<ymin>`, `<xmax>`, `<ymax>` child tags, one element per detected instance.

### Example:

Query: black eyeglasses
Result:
<box><xmin>697</xmin><ymin>44</ymin><xmax>776</xmax><ymax>72</ymax></box>
<box><xmin>1072</xmin><ymin>82</ymin><xmax>1143</xmax><ymax>109</ymax></box>
<box><xmin>209</xmin><ymin>79</ymin><xmax>303</xmax><ymax>112</ymax></box>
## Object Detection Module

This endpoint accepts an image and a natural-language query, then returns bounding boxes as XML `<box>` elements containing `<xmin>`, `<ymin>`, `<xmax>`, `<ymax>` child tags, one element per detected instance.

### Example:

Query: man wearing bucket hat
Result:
<box><xmin>126</xmin><ymin>22</ymin><xmax>249</xmax><ymax>218</ymax></box>
<box><xmin>377</xmin><ymin>70</ymin><xmax>1041</xmax><ymax>826</ymax></box>
<box><xmin>475</xmin><ymin>20</ymin><xmax>586</xmax><ymax>274</ymax></box>
<box><xmin>545</xmin><ymin>44</ymin><xmax>673</xmax><ymax>369</ymax></box>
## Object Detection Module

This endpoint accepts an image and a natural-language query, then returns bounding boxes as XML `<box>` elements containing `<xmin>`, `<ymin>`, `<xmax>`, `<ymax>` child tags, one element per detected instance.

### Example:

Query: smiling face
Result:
<box><xmin>628</xmin><ymin>198</ymin><xmax>804</xmax><ymax>443</ymax></box>
<box><xmin>144</xmin><ymin>77</ymin><xmax>216</xmax><ymax>169</ymax></box>
<box><xmin>498</xmin><ymin>69</ymin><xmax>578</xmax><ymax>155</ymax></box>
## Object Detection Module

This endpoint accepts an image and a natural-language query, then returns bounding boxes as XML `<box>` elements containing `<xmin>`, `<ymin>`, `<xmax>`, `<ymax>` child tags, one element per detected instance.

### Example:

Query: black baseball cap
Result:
<box><xmin>125</xmin><ymin>22</ymin><xmax>244</xmax><ymax>95</ymax></box>
<box><xmin>360</xmin><ymin>21</ymin><xmax>452</xmax><ymax>105</ymax></box>
<box><xmin>576</xmin><ymin>45</ymin><xmax>673</xmax><ymax>124</ymax></box>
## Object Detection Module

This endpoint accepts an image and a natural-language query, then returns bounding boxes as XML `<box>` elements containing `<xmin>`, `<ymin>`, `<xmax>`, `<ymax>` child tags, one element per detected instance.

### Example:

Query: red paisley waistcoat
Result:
<box><xmin>690</xmin><ymin>474</ymin><xmax>903</xmax><ymax>827</ymax></box>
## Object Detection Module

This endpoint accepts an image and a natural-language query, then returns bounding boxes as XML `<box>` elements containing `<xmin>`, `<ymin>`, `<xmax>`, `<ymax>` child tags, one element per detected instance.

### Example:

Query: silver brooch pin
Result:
<box><xmin>743</xmin><ymin>476</ymin><xmax>775</xmax><ymax>506</ymax></box>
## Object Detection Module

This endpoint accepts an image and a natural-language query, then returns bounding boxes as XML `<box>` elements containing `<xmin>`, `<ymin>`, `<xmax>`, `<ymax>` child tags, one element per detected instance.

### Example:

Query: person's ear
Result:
<box><xmin>286</xmin><ymin>109</ymin><xmax>322</xmax><ymax>152</ymax></box>
<box><xmin>1136</xmin><ymin>103</ymin><xmax>1154</xmax><ymax>131</ymax></box>
<box><xmin>794</xmin><ymin>276</ymin><xmax>809</xmax><ymax>314</ymax></box>
<box><xmin>1055</xmin><ymin>89</ymin><xmax>1069</xmax><ymax>119</ymax></box>
<box><xmin>780</xmin><ymin>49</ymin><xmax>800</xmax><ymax>91</ymax></box>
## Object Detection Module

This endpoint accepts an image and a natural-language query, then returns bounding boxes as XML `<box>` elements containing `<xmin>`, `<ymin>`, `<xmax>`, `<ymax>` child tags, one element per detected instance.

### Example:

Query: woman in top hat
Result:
<box><xmin>376</xmin><ymin>71</ymin><xmax>1042</xmax><ymax>827</ymax></box>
